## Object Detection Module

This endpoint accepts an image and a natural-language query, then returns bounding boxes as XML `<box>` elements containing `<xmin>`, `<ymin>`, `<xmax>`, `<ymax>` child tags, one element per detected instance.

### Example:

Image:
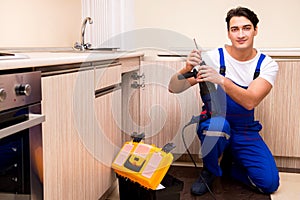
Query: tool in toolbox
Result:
<box><xmin>112</xmin><ymin>132</ymin><xmax>176</xmax><ymax>190</ymax></box>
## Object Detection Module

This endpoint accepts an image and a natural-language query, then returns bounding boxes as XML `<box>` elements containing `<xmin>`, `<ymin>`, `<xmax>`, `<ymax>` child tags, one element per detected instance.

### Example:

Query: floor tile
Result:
<box><xmin>271</xmin><ymin>172</ymin><xmax>300</xmax><ymax>200</ymax></box>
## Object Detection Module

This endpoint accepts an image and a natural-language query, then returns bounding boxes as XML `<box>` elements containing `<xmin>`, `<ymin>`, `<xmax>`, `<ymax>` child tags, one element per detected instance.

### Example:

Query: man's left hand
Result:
<box><xmin>196</xmin><ymin>65</ymin><xmax>225</xmax><ymax>86</ymax></box>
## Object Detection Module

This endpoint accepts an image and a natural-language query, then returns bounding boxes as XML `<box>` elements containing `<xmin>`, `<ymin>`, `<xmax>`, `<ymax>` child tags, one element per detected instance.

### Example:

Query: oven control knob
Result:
<box><xmin>15</xmin><ymin>84</ymin><xmax>32</xmax><ymax>96</ymax></box>
<box><xmin>0</xmin><ymin>88</ymin><xmax>7</xmax><ymax>102</ymax></box>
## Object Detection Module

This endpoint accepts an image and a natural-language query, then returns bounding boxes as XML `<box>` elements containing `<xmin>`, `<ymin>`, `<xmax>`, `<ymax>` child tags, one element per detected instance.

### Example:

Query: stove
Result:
<box><xmin>0</xmin><ymin>71</ymin><xmax>45</xmax><ymax>200</ymax></box>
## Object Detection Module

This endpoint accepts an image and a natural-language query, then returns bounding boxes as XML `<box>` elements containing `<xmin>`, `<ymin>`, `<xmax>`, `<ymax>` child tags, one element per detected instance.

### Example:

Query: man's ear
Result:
<box><xmin>254</xmin><ymin>26</ymin><xmax>258</xmax><ymax>36</ymax></box>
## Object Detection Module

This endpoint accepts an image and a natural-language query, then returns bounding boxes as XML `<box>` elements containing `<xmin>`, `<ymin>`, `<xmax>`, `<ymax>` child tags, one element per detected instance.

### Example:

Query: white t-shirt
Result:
<box><xmin>202</xmin><ymin>46</ymin><xmax>278</xmax><ymax>87</ymax></box>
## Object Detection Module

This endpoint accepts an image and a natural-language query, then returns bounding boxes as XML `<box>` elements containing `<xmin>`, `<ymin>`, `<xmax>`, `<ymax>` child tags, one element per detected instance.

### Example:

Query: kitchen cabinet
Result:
<box><xmin>121</xmin><ymin>70</ymin><xmax>141</xmax><ymax>141</ymax></box>
<box><xmin>42</xmin><ymin>67</ymin><xmax>96</xmax><ymax>200</ymax></box>
<box><xmin>41</xmin><ymin>56</ymin><xmax>141</xmax><ymax>200</ymax></box>
<box><xmin>142</xmin><ymin>58</ymin><xmax>300</xmax><ymax>168</ymax></box>
<box><xmin>120</xmin><ymin>57</ymin><xmax>142</xmax><ymax>142</ymax></box>
<box><xmin>93</xmin><ymin>61</ymin><xmax>122</xmax><ymax>198</ymax></box>
<box><xmin>94</xmin><ymin>89</ymin><xmax>122</xmax><ymax>198</ymax></box>
<box><xmin>255</xmin><ymin>59</ymin><xmax>300</xmax><ymax>168</ymax></box>
<box><xmin>139</xmin><ymin>60</ymin><xmax>202</xmax><ymax>158</ymax></box>
<box><xmin>120</xmin><ymin>57</ymin><xmax>140</xmax><ymax>74</ymax></box>
<box><xmin>94</xmin><ymin>61</ymin><xmax>122</xmax><ymax>90</ymax></box>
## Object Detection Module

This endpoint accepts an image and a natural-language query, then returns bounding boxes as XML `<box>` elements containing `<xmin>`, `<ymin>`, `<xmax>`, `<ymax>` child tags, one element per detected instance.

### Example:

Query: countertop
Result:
<box><xmin>1</xmin><ymin>48</ymin><xmax>300</xmax><ymax>71</ymax></box>
<box><xmin>145</xmin><ymin>48</ymin><xmax>300</xmax><ymax>61</ymax></box>
<box><xmin>0</xmin><ymin>50</ymin><xmax>144</xmax><ymax>70</ymax></box>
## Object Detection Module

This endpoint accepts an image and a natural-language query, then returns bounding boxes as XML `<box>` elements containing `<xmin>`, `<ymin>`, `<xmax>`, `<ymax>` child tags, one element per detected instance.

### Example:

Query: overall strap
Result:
<box><xmin>219</xmin><ymin>48</ymin><xmax>266</xmax><ymax>80</ymax></box>
<box><xmin>253</xmin><ymin>54</ymin><xmax>266</xmax><ymax>80</ymax></box>
<box><xmin>218</xmin><ymin>48</ymin><xmax>226</xmax><ymax>76</ymax></box>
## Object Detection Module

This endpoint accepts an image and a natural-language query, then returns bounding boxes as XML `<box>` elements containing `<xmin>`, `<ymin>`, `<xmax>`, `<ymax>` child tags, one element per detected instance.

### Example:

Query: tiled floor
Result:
<box><xmin>106</xmin><ymin>169</ymin><xmax>300</xmax><ymax>200</ymax></box>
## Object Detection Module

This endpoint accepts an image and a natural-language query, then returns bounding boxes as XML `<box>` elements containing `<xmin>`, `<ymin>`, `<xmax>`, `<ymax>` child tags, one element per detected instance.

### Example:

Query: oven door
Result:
<box><xmin>0</xmin><ymin>103</ymin><xmax>45</xmax><ymax>200</ymax></box>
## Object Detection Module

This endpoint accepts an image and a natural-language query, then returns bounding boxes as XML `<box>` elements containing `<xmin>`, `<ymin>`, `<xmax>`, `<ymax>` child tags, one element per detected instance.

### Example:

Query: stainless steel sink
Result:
<box><xmin>49</xmin><ymin>47</ymin><xmax>120</xmax><ymax>53</ymax></box>
<box><xmin>87</xmin><ymin>47</ymin><xmax>119</xmax><ymax>52</ymax></box>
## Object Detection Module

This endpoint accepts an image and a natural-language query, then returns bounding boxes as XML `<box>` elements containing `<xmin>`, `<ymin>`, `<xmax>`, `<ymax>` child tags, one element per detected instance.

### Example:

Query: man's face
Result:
<box><xmin>227</xmin><ymin>16</ymin><xmax>257</xmax><ymax>50</ymax></box>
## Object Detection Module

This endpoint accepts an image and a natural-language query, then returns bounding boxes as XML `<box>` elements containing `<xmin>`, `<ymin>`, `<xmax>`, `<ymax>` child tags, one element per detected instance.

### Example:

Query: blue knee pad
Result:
<box><xmin>197</xmin><ymin>116</ymin><xmax>231</xmax><ymax>176</ymax></box>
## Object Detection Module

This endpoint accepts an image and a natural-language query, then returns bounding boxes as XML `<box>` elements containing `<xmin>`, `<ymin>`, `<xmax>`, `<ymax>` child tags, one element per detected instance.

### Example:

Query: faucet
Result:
<box><xmin>74</xmin><ymin>17</ymin><xmax>93</xmax><ymax>51</ymax></box>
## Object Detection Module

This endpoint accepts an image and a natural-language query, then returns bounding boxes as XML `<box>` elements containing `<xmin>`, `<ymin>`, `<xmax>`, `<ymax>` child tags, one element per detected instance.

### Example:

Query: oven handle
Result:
<box><xmin>0</xmin><ymin>114</ymin><xmax>45</xmax><ymax>139</ymax></box>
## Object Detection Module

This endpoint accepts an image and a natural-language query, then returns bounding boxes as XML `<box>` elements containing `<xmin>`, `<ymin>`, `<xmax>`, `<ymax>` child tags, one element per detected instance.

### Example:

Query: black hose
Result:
<box><xmin>181</xmin><ymin>119</ymin><xmax>217</xmax><ymax>200</ymax></box>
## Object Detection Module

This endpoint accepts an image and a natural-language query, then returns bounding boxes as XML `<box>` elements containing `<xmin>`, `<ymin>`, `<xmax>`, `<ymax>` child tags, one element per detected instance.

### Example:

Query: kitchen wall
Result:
<box><xmin>1</xmin><ymin>0</ymin><xmax>299</xmax><ymax>49</ymax></box>
<box><xmin>134</xmin><ymin>0</ymin><xmax>300</xmax><ymax>49</ymax></box>
<box><xmin>0</xmin><ymin>0</ymin><xmax>81</xmax><ymax>48</ymax></box>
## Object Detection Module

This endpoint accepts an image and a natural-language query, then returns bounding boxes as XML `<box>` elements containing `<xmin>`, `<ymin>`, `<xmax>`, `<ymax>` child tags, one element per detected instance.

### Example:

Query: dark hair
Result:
<box><xmin>225</xmin><ymin>7</ymin><xmax>259</xmax><ymax>31</ymax></box>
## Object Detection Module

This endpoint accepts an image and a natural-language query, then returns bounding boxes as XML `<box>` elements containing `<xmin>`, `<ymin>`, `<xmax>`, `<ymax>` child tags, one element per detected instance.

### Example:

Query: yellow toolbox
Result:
<box><xmin>112</xmin><ymin>140</ymin><xmax>175</xmax><ymax>190</ymax></box>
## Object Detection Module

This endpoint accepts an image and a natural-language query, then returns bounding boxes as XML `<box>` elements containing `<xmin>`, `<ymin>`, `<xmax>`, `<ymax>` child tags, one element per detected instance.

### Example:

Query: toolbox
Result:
<box><xmin>112</xmin><ymin>133</ymin><xmax>183</xmax><ymax>199</ymax></box>
<box><xmin>112</xmin><ymin>141</ymin><xmax>174</xmax><ymax>190</ymax></box>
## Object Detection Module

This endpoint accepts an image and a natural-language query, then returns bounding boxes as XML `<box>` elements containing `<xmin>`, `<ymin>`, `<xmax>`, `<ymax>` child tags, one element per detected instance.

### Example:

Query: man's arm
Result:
<box><xmin>168</xmin><ymin>49</ymin><xmax>201</xmax><ymax>93</ymax></box>
<box><xmin>196</xmin><ymin>64</ymin><xmax>272</xmax><ymax>110</ymax></box>
<box><xmin>168</xmin><ymin>69</ymin><xmax>198</xmax><ymax>93</ymax></box>
<box><xmin>222</xmin><ymin>77</ymin><xmax>272</xmax><ymax>110</ymax></box>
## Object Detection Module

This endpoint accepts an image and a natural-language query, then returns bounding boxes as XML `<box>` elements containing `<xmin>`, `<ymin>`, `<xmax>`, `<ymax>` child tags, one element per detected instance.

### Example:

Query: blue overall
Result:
<box><xmin>197</xmin><ymin>48</ymin><xmax>279</xmax><ymax>193</ymax></box>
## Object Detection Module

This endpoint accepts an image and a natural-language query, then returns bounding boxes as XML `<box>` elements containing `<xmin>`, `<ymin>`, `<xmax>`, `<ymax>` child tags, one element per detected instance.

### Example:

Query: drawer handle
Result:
<box><xmin>0</xmin><ymin>114</ymin><xmax>45</xmax><ymax>139</ymax></box>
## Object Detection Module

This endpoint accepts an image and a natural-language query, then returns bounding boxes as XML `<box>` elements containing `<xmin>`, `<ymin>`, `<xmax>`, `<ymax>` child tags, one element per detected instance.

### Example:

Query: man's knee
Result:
<box><xmin>250</xmin><ymin>171</ymin><xmax>280</xmax><ymax>194</ymax></box>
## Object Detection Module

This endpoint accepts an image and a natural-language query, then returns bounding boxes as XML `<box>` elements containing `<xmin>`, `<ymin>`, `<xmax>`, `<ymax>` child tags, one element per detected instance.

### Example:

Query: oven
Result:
<box><xmin>0</xmin><ymin>71</ymin><xmax>45</xmax><ymax>200</ymax></box>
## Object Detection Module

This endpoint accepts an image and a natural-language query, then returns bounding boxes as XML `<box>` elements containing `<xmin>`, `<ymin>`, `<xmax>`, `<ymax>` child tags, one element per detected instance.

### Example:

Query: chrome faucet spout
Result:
<box><xmin>74</xmin><ymin>17</ymin><xmax>93</xmax><ymax>51</ymax></box>
<box><xmin>81</xmin><ymin>17</ymin><xmax>93</xmax><ymax>47</ymax></box>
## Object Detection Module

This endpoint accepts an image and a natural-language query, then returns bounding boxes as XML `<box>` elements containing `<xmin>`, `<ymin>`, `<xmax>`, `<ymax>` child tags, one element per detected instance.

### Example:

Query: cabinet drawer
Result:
<box><xmin>95</xmin><ymin>63</ymin><xmax>122</xmax><ymax>90</ymax></box>
<box><xmin>120</xmin><ymin>57</ymin><xmax>140</xmax><ymax>73</ymax></box>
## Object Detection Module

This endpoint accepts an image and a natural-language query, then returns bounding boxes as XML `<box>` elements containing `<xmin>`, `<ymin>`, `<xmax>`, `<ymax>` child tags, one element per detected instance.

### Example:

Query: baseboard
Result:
<box><xmin>172</xmin><ymin>161</ymin><xmax>203</xmax><ymax>167</ymax></box>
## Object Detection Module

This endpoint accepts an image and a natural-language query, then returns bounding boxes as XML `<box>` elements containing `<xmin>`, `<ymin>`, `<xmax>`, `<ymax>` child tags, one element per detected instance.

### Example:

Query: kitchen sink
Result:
<box><xmin>49</xmin><ymin>47</ymin><xmax>120</xmax><ymax>53</ymax></box>
<box><xmin>87</xmin><ymin>47</ymin><xmax>119</xmax><ymax>52</ymax></box>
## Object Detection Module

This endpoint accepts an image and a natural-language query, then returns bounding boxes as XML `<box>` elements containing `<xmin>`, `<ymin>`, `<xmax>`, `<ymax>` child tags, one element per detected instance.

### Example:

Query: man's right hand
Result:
<box><xmin>186</xmin><ymin>49</ymin><xmax>202</xmax><ymax>70</ymax></box>
<box><xmin>168</xmin><ymin>49</ymin><xmax>201</xmax><ymax>93</ymax></box>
